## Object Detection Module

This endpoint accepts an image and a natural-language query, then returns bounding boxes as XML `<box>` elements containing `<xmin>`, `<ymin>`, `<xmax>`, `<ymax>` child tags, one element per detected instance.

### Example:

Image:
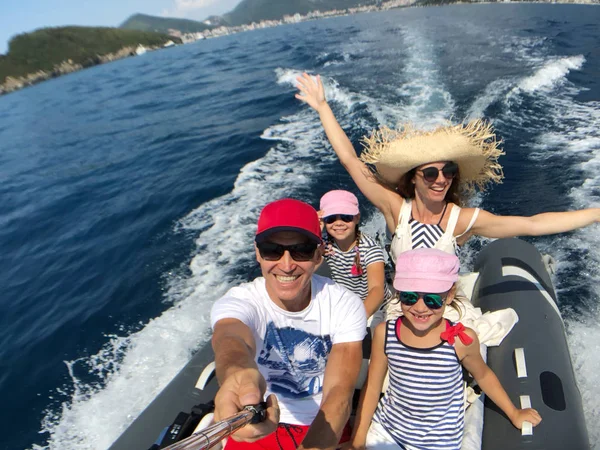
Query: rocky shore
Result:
<box><xmin>0</xmin><ymin>45</ymin><xmax>166</xmax><ymax>95</ymax></box>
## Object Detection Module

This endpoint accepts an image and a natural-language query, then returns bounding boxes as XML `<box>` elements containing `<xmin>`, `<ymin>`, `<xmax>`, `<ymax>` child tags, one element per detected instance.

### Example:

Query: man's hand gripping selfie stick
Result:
<box><xmin>162</xmin><ymin>403</ymin><xmax>268</xmax><ymax>450</ymax></box>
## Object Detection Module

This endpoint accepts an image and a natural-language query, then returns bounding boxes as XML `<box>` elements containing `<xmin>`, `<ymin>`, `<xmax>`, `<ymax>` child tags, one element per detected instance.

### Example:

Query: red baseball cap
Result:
<box><xmin>255</xmin><ymin>198</ymin><xmax>322</xmax><ymax>244</ymax></box>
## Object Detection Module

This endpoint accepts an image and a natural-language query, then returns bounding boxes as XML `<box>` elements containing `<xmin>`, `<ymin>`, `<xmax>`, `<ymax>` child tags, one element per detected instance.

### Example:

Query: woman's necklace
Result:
<box><xmin>413</xmin><ymin>202</ymin><xmax>448</xmax><ymax>225</ymax></box>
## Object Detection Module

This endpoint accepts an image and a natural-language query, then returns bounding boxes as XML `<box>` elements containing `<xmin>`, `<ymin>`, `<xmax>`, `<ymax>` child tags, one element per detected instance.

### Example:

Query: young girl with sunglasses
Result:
<box><xmin>295</xmin><ymin>73</ymin><xmax>600</xmax><ymax>264</ymax></box>
<box><xmin>349</xmin><ymin>248</ymin><xmax>541</xmax><ymax>450</ymax></box>
<box><xmin>319</xmin><ymin>190</ymin><xmax>393</xmax><ymax>324</ymax></box>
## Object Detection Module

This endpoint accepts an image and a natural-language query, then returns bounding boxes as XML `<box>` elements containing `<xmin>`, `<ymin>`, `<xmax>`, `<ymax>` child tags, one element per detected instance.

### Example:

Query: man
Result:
<box><xmin>211</xmin><ymin>198</ymin><xmax>367</xmax><ymax>450</ymax></box>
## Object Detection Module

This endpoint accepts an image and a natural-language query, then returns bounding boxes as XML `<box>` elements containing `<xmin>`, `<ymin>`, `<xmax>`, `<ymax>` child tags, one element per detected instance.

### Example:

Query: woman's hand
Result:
<box><xmin>317</xmin><ymin>209</ymin><xmax>326</xmax><ymax>232</ymax></box>
<box><xmin>510</xmin><ymin>408</ymin><xmax>542</xmax><ymax>430</ymax></box>
<box><xmin>295</xmin><ymin>73</ymin><xmax>327</xmax><ymax>112</ymax></box>
<box><xmin>317</xmin><ymin>209</ymin><xmax>335</xmax><ymax>256</ymax></box>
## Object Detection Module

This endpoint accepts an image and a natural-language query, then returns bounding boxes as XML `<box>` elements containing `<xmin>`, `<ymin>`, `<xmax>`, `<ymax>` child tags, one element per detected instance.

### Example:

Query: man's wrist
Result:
<box><xmin>217</xmin><ymin>362</ymin><xmax>258</xmax><ymax>386</ymax></box>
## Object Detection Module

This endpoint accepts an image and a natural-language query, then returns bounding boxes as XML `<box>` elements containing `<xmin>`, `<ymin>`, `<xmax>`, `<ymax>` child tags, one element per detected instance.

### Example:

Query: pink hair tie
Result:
<box><xmin>351</xmin><ymin>245</ymin><xmax>363</xmax><ymax>276</ymax></box>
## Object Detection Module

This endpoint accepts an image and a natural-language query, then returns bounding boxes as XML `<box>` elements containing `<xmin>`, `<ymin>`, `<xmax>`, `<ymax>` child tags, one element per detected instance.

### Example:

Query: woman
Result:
<box><xmin>295</xmin><ymin>73</ymin><xmax>600</xmax><ymax>261</ymax></box>
<box><xmin>319</xmin><ymin>190</ymin><xmax>393</xmax><ymax>326</ymax></box>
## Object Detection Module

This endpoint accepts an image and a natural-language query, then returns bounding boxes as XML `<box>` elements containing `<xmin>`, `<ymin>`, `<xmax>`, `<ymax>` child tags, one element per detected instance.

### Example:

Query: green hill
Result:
<box><xmin>223</xmin><ymin>0</ymin><xmax>381</xmax><ymax>26</ymax></box>
<box><xmin>0</xmin><ymin>26</ymin><xmax>178</xmax><ymax>85</ymax></box>
<box><xmin>120</xmin><ymin>13</ymin><xmax>212</xmax><ymax>34</ymax></box>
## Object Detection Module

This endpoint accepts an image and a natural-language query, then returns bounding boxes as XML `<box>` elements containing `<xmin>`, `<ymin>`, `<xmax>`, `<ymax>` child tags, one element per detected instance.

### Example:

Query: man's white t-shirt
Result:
<box><xmin>211</xmin><ymin>274</ymin><xmax>367</xmax><ymax>425</ymax></box>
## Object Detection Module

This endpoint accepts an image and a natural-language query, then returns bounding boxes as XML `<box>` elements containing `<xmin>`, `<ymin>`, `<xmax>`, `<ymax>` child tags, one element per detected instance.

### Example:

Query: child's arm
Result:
<box><xmin>350</xmin><ymin>322</ymin><xmax>389</xmax><ymax>449</ymax></box>
<box><xmin>457</xmin><ymin>329</ymin><xmax>542</xmax><ymax>430</ymax></box>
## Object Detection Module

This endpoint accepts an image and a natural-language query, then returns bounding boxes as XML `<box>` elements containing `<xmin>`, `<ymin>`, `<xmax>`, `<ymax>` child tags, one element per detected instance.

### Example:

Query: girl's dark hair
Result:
<box><xmin>396</xmin><ymin>166</ymin><xmax>462</xmax><ymax>207</ymax></box>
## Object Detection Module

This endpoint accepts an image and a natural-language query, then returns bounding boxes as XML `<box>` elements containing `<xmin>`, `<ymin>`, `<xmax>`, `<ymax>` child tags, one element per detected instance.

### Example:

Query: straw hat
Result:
<box><xmin>360</xmin><ymin>120</ymin><xmax>504</xmax><ymax>192</ymax></box>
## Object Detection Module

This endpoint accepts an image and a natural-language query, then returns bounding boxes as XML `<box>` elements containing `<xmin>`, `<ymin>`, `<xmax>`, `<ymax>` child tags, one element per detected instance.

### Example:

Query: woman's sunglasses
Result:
<box><xmin>418</xmin><ymin>162</ymin><xmax>459</xmax><ymax>183</ymax></box>
<box><xmin>324</xmin><ymin>214</ymin><xmax>355</xmax><ymax>224</ymax></box>
<box><xmin>399</xmin><ymin>291</ymin><xmax>446</xmax><ymax>310</ymax></box>
<box><xmin>256</xmin><ymin>241</ymin><xmax>318</xmax><ymax>262</ymax></box>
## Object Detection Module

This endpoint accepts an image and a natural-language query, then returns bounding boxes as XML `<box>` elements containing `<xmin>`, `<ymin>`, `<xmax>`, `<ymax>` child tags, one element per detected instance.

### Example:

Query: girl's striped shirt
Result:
<box><xmin>324</xmin><ymin>233</ymin><xmax>393</xmax><ymax>309</ymax></box>
<box><xmin>374</xmin><ymin>318</ymin><xmax>465</xmax><ymax>449</ymax></box>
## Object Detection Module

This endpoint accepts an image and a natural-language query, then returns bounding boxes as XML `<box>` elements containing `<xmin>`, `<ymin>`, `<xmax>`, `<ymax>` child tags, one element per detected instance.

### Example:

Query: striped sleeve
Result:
<box><xmin>361</xmin><ymin>234</ymin><xmax>385</xmax><ymax>267</ymax></box>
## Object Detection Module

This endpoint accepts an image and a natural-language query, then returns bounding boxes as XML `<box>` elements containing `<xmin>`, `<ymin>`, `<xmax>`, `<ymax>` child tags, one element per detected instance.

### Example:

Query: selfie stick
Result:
<box><xmin>162</xmin><ymin>404</ymin><xmax>267</xmax><ymax>450</ymax></box>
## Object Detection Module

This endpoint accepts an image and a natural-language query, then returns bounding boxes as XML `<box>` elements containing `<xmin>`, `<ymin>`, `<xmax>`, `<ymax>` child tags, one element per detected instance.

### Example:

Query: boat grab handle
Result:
<box><xmin>519</xmin><ymin>395</ymin><xmax>533</xmax><ymax>436</ymax></box>
<box><xmin>195</xmin><ymin>361</ymin><xmax>216</xmax><ymax>390</ymax></box>
<box><xmin>514</xmin><ymin>348</ymin><xmax>527</xmax><ymax>378</ymax></box>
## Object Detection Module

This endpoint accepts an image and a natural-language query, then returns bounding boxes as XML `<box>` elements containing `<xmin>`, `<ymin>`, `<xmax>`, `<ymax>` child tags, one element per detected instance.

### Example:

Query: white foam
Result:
<box><xmin>502</xmin><ymin>35</ymin><xmax>548</xmax><ymax>66</ymax></box>
<box><xmin>468</xmin><ymin>55</ymin><xmax>586</xmax><ymax>122</ymax></box>
<box><xmin>553</xmin><ymin>227</ymin><xmax>600</xmax><ymax>446</ymax></box>
<box><xmin>35</xmin><ymin>308</ymin><xmax>213</xmax><ymax>450</ymax></box>
<box><xmin>467</xmin><ymin>78</ymin><xmax>515</xmax><ymax>121</ymax></box>
<box><xmin>276</xmin><ymin>67</ymin><xmax>359</xmax><ymax>111</ymax></box>
<box><xmin>316</xmin><ymin>50</ymin><xmax>352</xmax><ymax>67</ymax></box>
<box><xmin>392</xmin><ymin>28</ymin><xmax>455</xmax><ymax>128</ymax></box>
<box><xmin>566</xmin><ymin>305</ymin><xmax>600</xmax><ymax>446</ymax></box>
<box><xmin>517</xmin><ymin>55</ymin><xmax>585</xmax><ymax>94</ymax></box>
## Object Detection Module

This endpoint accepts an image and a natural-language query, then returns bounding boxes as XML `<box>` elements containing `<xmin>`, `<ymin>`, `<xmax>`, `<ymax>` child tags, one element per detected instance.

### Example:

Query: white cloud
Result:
<box><xmin>175</xmin><ymin>0</ymin><xmax>219</xmax><ymax>11</ymax></box>
<box><xmin>162</xmin><ymin>0</ymin><xmax>238</xmax><ymax>19</ymax></box>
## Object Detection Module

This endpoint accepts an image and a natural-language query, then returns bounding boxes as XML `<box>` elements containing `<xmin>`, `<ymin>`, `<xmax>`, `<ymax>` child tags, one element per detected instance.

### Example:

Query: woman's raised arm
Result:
<box><xmin>295</xmin><ymin>73</ymin><xmax>399</xmax><ymax>223</ymax></box>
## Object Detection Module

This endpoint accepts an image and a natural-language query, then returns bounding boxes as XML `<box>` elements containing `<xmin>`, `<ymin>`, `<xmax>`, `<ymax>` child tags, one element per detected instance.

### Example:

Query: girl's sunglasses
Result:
<box><xmin>418</xmin><ymin>162</ymin><xmax>459</xmax><ymax>183</ymax></box>
<box><xmin>399</xmin><ymin>291</ymin><xmax>446</xmax><ymax>310</ymax></box>
<box><xmin>257</xmin><ymin>241</ymin><xmax>318</xmax><ymax>261</ymax></box>
<box><xmin>324</xmin><ymin>214</ymin><xmax>355</xmax><ymax>224</ymax></box>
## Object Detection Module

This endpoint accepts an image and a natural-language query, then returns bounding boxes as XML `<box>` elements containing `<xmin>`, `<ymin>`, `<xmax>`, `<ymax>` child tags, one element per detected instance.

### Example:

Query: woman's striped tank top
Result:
<box><xmin>374</xmin><ymin>318</ymin><xmax>465</xmax><ymax>449</ymax></box>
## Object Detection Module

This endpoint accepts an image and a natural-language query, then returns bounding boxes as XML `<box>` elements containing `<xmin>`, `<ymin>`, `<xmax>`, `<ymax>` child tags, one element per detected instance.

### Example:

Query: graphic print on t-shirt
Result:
<box><xmin>258</xmin><ymin>322</ymin><xmax>332</xmax><ymax>398</ymax></box>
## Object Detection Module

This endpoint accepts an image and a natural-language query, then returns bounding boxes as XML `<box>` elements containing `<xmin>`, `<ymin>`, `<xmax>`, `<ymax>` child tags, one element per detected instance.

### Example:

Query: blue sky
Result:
<box><xmin>0</xmin><ymin>0</ymin><xmax>242</xmax><ymax>54</ymax></box>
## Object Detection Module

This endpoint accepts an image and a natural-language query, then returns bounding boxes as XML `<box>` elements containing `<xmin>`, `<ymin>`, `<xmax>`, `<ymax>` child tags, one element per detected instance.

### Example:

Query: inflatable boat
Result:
<box><xmin>108</xmin><ymin>238</ymin><xmax>589</xmax><ymax>450</ymax></box>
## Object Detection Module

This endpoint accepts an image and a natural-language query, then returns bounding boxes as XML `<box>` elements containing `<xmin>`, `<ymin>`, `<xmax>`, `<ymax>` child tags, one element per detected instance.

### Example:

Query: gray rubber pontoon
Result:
<box><xmin>109</xmin><ymin>238</ymin><xmax>589</xmax><ymax>450</ymax></box>
<box><xmin>472</xmin><ymin>238</ymin><xmax>589</xmax><ymax>449</ymax></box>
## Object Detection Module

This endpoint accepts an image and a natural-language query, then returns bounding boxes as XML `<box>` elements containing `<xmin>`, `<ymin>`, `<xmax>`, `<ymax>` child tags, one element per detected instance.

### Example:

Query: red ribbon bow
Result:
<box><xmin>440</xmin><ymin>322</ymin><xmax>473</xmax><ymax>345</ymax></box>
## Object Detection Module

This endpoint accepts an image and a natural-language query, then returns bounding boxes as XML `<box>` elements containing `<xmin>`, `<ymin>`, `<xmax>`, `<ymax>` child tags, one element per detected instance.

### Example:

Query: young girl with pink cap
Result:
<box><xmin>319</xmin><ymin>190</ymin><xmax>393</xmax><ymax>325</ymax></box>
<box><xmin>349</xmin><ymin>248</ymin><xmax>541</xmax><ymax>450</ymax></box>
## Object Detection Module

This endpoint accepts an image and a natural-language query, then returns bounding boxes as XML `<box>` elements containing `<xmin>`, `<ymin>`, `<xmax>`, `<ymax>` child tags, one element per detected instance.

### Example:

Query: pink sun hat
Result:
<box><xmin>319</xmin><ymin>190</ymin><xmax>360</xmax><ymax>218</ymax></box>
<box><xmin>394</xmin><ymin>248</ymin><xmax>459</xmax><ymax>293</ymax></box>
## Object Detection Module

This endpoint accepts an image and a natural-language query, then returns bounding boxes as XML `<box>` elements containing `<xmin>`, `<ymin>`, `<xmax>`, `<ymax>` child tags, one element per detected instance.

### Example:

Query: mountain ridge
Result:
<box><xmin>119</xmin><ymin>0</ymin><xmax>383</xmax><ymax>34</ymax></box>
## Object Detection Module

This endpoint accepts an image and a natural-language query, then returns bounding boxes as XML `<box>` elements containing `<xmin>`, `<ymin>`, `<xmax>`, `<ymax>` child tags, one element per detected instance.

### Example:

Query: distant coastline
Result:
<box><xmin>0</xmin><ymin>27</ymin><xmax>178</xmax><ymax>96</ymax></box>
<box><xmin>0</xmin><ymin>45</ymin><xmax>170</xmax><ymax>95</ymax></box>
<box><xmin>1</xmin><ymin>0</ymin><xmax>598</xmax><ymax>96</ymax></box>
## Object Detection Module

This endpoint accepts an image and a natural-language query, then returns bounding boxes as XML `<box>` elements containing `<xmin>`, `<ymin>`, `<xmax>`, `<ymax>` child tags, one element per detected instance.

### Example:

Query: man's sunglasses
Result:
<box><xmin>418</xmin><ymin>162</ymin><xmax>459</xmax><ymax>183</ymax></box>
<box><xmin>399</xmin><ymin>291</ymin><xmax>446</xmax><ymax>310</ymax></box>
<box><xmin>323</xmin><ymin>214</ymin><xmax>355</xmax><ymax>225</ymax></box>
<box><xmin>257</xmin><ymin>241</ymin><xmax>318</xmax><ymax>262</ymax></box>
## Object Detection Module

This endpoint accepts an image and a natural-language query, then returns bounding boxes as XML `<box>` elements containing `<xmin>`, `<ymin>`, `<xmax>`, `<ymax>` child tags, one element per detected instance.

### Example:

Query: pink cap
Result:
<box><xmin>394</xmin><ymin>248</ymin><xmax>459</xmax><ymax>293</ymax></box>
<box><xmin>319</xmin><ymin>190</ymin><xmax>360</xmax><ymax>218</ymax></box>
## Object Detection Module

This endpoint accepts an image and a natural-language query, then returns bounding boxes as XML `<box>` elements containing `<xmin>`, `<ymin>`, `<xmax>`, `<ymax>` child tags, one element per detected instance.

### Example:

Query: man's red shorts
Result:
<box><xmin>223</xmin><ymin>422</ymin><xmax>352</xmax><ymax>450</ymax></box>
